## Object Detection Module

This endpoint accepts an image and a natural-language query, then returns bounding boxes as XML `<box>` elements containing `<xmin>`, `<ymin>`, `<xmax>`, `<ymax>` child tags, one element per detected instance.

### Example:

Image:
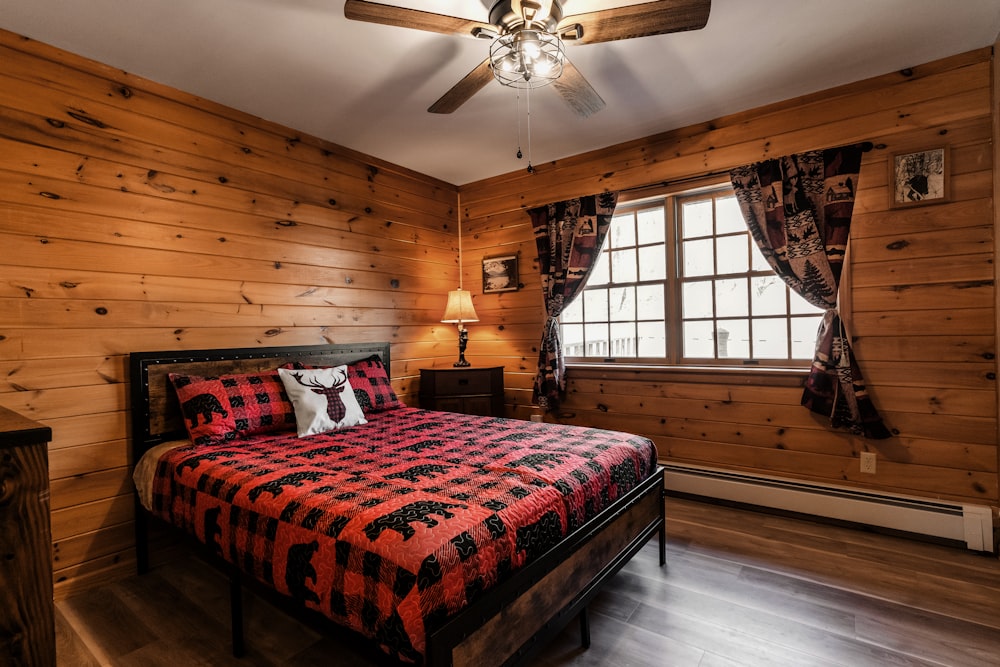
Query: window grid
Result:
<box><xmin>562</xmin><ymin>184</ymin><xmax>823</xmax><ymax>367</ymax></box>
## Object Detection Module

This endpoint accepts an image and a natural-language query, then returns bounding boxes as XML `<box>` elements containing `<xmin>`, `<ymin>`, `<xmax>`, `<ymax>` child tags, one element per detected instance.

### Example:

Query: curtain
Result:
<box><xmin>729</xmin><ymin>144</ymin><xmax>891</xmax><ymax>439</ymax></box>
<box><xmin>528</xmin><ymin>192</ymin><xmax>619</xmax><ymax>409</ymax></box>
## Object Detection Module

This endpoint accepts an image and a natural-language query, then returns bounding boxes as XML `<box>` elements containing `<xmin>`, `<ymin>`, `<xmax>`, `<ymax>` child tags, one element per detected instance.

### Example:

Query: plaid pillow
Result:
<box><xmin>280</xmin><ymin>355</ymin><xmax>403</xmax><ymax>416</ymax></box>
<box><xmin>169</xmin><ymin>371</ymin><xmax>296</xmax><ymax>445</ymax></box>
<box><xmin>346</xmin><ymin>355</ymin><xmax>404</xmax><ymax>414</ymax></box>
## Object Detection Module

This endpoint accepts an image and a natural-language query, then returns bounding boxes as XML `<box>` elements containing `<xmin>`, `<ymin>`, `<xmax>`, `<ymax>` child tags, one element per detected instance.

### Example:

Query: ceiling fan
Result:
<box><xmin>344</xmin><ymin>0</ymin><xmax>711</xmax><ymax>117</ymax></box>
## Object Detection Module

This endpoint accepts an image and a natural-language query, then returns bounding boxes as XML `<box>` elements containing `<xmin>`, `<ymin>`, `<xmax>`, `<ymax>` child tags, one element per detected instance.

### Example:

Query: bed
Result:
<box><xmin>130</xmin><ymin>342</ymin><xmax>665</xmax><ymax>666</ymax></box>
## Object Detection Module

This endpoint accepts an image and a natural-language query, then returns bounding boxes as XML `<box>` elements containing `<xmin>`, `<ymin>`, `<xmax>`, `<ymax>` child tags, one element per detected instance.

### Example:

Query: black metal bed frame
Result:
<box><xmin>128</xmin><ymin>342</ymin><xmax>665</xmax><ymax>666</ymax></box>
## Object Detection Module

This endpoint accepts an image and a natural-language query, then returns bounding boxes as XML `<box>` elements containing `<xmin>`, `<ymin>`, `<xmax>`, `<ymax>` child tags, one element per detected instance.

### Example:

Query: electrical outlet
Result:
<box><xmin>860</xmin><ymin>451</ymin><xmax>877</xmax><ymax>474</ymax></box>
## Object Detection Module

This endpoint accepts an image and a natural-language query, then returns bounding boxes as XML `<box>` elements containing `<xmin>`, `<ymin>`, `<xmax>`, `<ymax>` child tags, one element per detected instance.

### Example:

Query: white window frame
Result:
<box><xmin>561</xmin><ymin>181</ymin><xmax>825</xmax><ymax>370</ymax></box>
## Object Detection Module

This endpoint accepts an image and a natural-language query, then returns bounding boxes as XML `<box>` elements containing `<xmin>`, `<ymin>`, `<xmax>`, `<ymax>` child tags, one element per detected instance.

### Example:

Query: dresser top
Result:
<box><xmin>0</xmin><ymin>405</ymin><xmax>52</xmax><ymax>448</ymax></box>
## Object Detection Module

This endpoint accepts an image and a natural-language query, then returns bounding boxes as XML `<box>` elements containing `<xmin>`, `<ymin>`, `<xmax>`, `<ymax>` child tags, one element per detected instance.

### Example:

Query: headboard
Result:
<box><xmin>128</xmin><ymin>342</ymin><xmax>391</xmax><ymax>459</ymax></box>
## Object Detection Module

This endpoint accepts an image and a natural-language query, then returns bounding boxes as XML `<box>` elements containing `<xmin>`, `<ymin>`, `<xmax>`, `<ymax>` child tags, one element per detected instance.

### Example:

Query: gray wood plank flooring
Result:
<box><xmin>57</xmin><ymin>497</ymin><xmax>1000</xmax><ymax>666</ymax></box>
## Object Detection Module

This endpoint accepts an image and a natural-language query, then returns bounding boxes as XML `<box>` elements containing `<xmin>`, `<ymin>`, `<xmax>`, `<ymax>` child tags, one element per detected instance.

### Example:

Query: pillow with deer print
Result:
<box><xmin>278</xmin><ymin>365</ymin><xmax>367</xmax><ymax>436</ymax></box>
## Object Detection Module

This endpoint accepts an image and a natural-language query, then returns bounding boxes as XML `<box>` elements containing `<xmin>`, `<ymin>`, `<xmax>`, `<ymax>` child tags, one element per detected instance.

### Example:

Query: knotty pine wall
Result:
<box><xmin>460</xmin><ymin>48</ymin><xmax>999</xmax><ymax>518</ymax></box>
<box><xmin>0</xmin><ymin>30</ymin><xmax>464</xmax><ymax>596</ymax></box>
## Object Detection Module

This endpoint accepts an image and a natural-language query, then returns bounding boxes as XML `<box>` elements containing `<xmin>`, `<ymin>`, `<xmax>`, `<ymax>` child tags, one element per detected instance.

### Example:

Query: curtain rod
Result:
<box><xmin>618</xmin><ymin>141</ymin><xmax>874</xmax><ymax>195</ymax></box>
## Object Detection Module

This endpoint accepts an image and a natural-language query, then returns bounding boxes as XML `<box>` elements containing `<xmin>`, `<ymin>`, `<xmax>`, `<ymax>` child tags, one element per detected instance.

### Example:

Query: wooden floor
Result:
<box><xmin>56</xmin><ymin>497</ymin><xmax>1000</xmax><ymax>666</ymax></box>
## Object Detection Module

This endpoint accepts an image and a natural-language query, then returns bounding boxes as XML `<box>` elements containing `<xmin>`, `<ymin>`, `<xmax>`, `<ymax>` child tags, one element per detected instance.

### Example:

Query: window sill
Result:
<box><xmin>565</xmin><ymin>362</ymin><xmax>808</xmax><ymax>387</ymax></box>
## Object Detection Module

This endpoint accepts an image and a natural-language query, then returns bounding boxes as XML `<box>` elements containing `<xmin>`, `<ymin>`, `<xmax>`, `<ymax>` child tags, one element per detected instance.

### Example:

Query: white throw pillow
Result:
<box><xmin>278</xmin><ymin>366</ymin><xmax>367</xmax><ymax>436</ymax></box>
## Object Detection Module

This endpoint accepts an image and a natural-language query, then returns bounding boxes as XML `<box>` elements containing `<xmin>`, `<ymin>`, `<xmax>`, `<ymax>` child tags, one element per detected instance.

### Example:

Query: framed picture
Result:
<box><xmin>482</xmin><ymin>254</ymin><xmax>519</xmax><ymax>293</ymax></box>
<box><xmin>890</xmin><ymin>146</ymin><xmax>948</xmax><ymax>208</ymax></box>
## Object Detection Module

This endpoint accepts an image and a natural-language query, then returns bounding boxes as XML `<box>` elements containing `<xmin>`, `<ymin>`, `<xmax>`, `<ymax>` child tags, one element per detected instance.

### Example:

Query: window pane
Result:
<box><xmin>682</xmin><ymin>199</ymin><xmax>713</xmax><ymax>238</ymax></box>
<box><xmin>791</xmin><ymin>316</ymin><xmax>822</xmax><ymax>359</ymax></box>
<box><xmin>790</xmin><ymin>289</ymin><xmax>822</xmax><ymax>314</ymax></box>
<box><xmin>610</xmin><ymin>322</ymin><xmax>636</xmax><ymax>357</ymax></box>
<box><xmin>752</xmin><ymin>318</ymin><xmax>788</xmax><ymax>359</ymax></box>
<box><xmin>751</xmin><ymin>241</ymin><xmax>771</xmax><ymax>271</ymax></box>
<box><xmin>683</xmin><ymin>238</ymin><xmax>714</xmax><ymax>277</ymax></box>
<box><xmin>584</xmin><ymin>288</ymin><xmax>608</xmax><ymax>321</ymax></box>
<box><xmin>637</xmin><ymin>208</ymin><xmax>665</xmax><ymax>244</ymax></box>
<box><xmin>638</xmin><ymin>245</ymin><xmax>666</xmax><ymax>281</ymax></box>
<box><xmin>715</xmin><ymin>278</ymin><xmax>748</xmax><ymax>317</ymax></box>
<box><xmin>585</xmin><ymin>322</ymin><xmax>609</xmax><ymax>357</ymax></box>
<box><xmin>609</xmin><ymin>286</ymin><xmax>635</xmax><ymax>322</ymax></box>
<box><xmin>611</xmin><ymin>248</ymin><xmax>637</xmax><ymax>283</ymax></box>
<box><xmin>562</xmin><ymin>294</ymin><xmax>584</xmax><ymax>323</ymax></box>
<box><xmin>683</xmin><ymin>280</ymin><xmax>713</xmax><ymax>319</ymax></box>
<box><xmin>717</xmin><ymin>319</ymin><xmax>750</xmax><ymax>358</ymax></box>
<box><xmin>637</xmin><ymin>284</ymin><xmax>664</xmax><ymax>319</ymax></box>
<box><xmin>751</xmin><ymin>276</ymin><xmax>786</xmax><ymax>315</ymax></box>
<box><xmin>637</xmin><ymin>321</ymin><xmax>666</xmax><ymax>357</ymax></box>
<box><xmin>716</xmin><ymin>234</ymin><xmax>749</xmax><ymax>274</ymax></box>
<box><xmin>563</xmin><ymin>323</ymin><xmax>584</xmax><ymax>356</ymax></box>
<box><xmin>715</xmin><ymin>195</ymin><xmax>745</xmax><ymax>234</ymax></box>
<box><xmin>610</xmin><ymin>214</ymin><xmax>635</xmax><ymax>248</ymax></box>
<box><xmin>588</xmin><ymin>250</ymin><xmax>610</xmax><ymax>285</ymax></box>
<box><xmin>683</xmin><ymin>320</ymin><xmax>715</xmax><ymax>358</ymax></box>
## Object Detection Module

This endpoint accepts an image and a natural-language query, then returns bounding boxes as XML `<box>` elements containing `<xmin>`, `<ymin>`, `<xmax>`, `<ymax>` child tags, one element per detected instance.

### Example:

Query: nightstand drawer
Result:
<box><xmin>431</xmin><ymin>367</ymin><xmax>497</xmax><ymax>395</ymax></box>
<box><xmin>419</xmin><ymin>366</ymin><xmax>504</xmax><ymax>417</ymax></box>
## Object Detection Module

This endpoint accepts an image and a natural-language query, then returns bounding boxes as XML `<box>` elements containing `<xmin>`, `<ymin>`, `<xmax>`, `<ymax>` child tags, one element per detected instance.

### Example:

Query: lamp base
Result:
<box><xmin>453</xmin><ymin>327</ymin><xmax>471</xmax><ymax>367</ymax></box>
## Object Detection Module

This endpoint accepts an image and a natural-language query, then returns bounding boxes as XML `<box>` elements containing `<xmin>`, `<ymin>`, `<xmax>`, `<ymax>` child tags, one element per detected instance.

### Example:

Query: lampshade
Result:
<box><xmin>441</xmin><ymin>288</ymin><xmax>479</xmax><ymax>323</ymax></box>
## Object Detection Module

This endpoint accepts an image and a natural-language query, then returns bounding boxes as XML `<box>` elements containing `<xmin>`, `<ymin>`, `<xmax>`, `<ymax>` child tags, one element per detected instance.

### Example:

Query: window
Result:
<box><xmin>561</xmin><ymin>185</ymin><xmax>824</xmax><ymax>367</ymax></box>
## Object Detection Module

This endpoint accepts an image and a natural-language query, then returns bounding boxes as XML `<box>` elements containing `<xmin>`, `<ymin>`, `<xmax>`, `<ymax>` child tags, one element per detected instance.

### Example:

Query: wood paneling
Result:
<box><xmin>0</xmin><ymin>28</ymin><xmax>460</xmax><ymax>594</ymax></box>
<box><xmin>459</xmin><ymin>48</ymin><xmax>999</xmax><ymax>516</ymax></box>
<box><xmin>3</xmin><ymin>28</ymin><xmax>997</xmax><ymax>595</ymax></box>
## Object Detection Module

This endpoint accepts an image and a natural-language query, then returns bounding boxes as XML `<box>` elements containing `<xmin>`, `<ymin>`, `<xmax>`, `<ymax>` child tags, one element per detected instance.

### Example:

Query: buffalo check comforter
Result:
<box><xmin>149</xmin><ymin>407</ymin><xmax>658</xmax><ymax>663</ymax></box>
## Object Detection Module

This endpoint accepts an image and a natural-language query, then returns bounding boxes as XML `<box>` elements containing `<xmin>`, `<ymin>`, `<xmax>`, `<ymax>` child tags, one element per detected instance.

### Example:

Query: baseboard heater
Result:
<box><xmin>664</xmin><ymin>463</ymin><xmax>996</xmax><ymax>553</ymax></box>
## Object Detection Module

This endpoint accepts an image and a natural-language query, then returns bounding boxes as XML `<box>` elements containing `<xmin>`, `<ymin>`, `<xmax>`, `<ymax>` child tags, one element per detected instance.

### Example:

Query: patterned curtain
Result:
<box><xmin>729</xmin><ymin>144</ymin><xmax>891</xmax><ymax>439</ymax></box>
<box><xmin>528</xmin><ymin>192</ymin><xmax>619</xmax><ymax>409</ymax></box>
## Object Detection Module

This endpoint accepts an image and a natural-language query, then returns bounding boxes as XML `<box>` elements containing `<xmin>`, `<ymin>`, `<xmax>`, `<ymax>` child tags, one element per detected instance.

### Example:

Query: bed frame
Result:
<box><xmin>129</xmin><ymin>342</ymin><xmax>665</xmax><ymax>666</ymax></box>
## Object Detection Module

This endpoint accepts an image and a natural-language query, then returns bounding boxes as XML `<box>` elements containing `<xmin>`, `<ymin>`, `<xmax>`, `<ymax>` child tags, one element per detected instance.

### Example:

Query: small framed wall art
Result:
<box><xmin>482</xmin><ymin>254</ymin><xmax>519</xmax><ymax>293</ymax></box>
<box><xmin>890</xmin><ymin>146</ymin><xmax>948</xmax><ymax>208</ymax></box>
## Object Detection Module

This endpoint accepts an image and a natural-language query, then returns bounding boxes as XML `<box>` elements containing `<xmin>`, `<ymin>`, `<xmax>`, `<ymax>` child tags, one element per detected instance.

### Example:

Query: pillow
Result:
<box><xmin>280</xmin><ymin>355</ymin><xmax>404</xmax><ymax>415</ymax></box>
<box><xmin>277</xmin><ymin>366</ymin><xmax>367</xmax><ymax>436</ymax></box>
<box><xmin>169</xmin><ymin>371</ymin><xmax>296</xmax><ymax>445</ymax></box>
<box><xmin>346</xmin><ymin>355</ymin><xmax>404</xmax><ymax>414</ymax></box>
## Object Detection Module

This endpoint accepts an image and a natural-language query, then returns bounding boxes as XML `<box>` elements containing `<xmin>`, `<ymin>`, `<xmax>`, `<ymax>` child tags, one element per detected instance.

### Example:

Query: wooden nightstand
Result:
<box><xmin>419</xmin><ymin>366</ymin><xmax>504</xmax><ymax>417</ymax></box>
<box><xmin>0</xmin><ymin>406</ymin><xmax>54</xmax><ymax>667</ymax></box>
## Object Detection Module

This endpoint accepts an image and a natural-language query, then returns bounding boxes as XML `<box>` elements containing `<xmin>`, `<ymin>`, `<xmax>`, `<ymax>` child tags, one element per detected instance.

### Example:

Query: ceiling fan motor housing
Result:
<box><xmin>489</xmin><ymin>0</ymin><xmax>564</xmax><ymax>33</ymax></box>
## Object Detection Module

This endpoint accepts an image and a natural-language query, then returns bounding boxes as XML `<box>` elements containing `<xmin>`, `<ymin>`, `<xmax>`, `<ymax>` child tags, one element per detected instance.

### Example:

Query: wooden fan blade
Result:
<box><xmin>558</xmin><ymin>0</ymin><xmax>711</xmax><ymax>45</ymax></box>
<box><xmin>344</xmin><ymin>0</ymin><xmax>496</xmax><ymax>38</ymax></box>
<box><xmin>428</xmin><ymin>58</ymin><xmax>495</xmax><ymax>114</ymax></box>
<box><xmin>552</xmin><ymin>60</ymin><xmax>605</xmax><ymax>118</ymax></box>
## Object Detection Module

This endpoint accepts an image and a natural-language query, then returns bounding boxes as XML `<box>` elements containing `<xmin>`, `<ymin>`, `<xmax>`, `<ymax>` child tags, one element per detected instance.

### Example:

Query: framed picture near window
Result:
<box><xmin>890</xmin><ymin>146</ymin><xmax>948</xmax><ymax>208</ymax></box>
<box><xmin>482</xmin><ymin>254</ymin><xmax>519</xmax><ymax>293</ymax></box>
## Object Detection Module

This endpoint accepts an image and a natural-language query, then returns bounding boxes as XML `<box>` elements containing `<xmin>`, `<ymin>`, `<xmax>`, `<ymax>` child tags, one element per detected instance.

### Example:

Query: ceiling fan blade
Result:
<box><xmin>344</xmin><ymin>0</ymin><xmax>496</xmax><ymax>38</ymax></box>
<box><xmin>552</xmin><ymin>60</ymin><xmax>605</xmax><ymax>118</ymax></box>
<box><xmin>558</xmin><ymin>0</ymin><xmax>711</xmax><ymax>45</ymax></box>
<box><xmin>428</xmin><ymin>58</ymin><xmax>495</xmax><ymax>114</ymax></box>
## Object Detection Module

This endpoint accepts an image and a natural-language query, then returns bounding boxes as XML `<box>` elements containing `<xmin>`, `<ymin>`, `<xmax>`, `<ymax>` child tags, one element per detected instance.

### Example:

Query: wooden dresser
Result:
<box><xmin>0</xmin><ymin>406</ymin><xmax>54</xmax><ymax>667</ymax></box>
<box><xmin>419</xmin><ymin>366</ymin><xmax>505</xmax><ymax>417</ymax></box>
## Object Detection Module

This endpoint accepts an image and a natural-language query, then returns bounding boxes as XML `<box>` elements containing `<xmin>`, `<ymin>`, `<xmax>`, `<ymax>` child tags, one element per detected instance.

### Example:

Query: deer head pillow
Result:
<box><xmin>278</xmin><ymin>365</ymin><xmax>367</xmax><ymax>436</ymax></box>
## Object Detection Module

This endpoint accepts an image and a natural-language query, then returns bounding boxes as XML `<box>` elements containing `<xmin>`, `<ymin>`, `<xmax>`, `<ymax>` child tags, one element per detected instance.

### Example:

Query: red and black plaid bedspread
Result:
<box><xmin>150</xmin><ymin>407</ymin><xmax>657</xmax><ymax>662</ymax></box>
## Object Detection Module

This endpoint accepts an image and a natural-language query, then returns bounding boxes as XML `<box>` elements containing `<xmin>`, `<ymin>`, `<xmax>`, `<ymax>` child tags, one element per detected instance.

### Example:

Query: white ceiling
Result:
<box><xmin>2</xmin><ymin>0</ymin><xmax>999</xmax><ymax>185</ymax></box>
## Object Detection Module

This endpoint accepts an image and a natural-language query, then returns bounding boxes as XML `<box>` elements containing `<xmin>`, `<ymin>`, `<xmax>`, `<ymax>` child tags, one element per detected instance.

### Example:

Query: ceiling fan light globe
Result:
<box><xmin>490</xmin><ymin>28</ymin><xmax>564</xmax><ymax>89</ymax></box>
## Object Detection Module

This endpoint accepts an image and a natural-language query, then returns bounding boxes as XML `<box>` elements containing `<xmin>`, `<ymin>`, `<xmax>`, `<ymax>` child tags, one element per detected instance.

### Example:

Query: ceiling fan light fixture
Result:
<box><xmin>490</xmin><ymin>28</ymin><xmax>564</xmax><ymax>88</ymax></box>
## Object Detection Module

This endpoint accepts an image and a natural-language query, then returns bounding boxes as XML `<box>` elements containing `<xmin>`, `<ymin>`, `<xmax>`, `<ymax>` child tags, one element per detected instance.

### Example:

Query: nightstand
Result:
<box><xmin>419</xmin><ymin>366</ymin><xmax>504</xmax><ymax>417</ymax></box>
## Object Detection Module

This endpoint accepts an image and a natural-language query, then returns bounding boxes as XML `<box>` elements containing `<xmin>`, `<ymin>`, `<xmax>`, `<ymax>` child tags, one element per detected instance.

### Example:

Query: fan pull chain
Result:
<box><xmin>525</xmin><ymin>85</ymin><xmax>534</xmax><ymax>173</ymax></box>
<box><xmin>515</xmin><ymin>89</ymin><xmax>523</xmax><ymax>161</ymax></box>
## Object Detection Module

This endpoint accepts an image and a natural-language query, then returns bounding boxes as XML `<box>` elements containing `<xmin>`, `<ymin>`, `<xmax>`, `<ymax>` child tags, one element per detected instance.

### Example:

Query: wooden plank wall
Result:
<box><xmin>0</xmin><ymin>30</ymin><xmax>461</xmax><ymax>596</ymax></box>
<box><xmin>460</xmin><ymin>49</ymin><xmax>998</xmax><ymax>514</ymax></box>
